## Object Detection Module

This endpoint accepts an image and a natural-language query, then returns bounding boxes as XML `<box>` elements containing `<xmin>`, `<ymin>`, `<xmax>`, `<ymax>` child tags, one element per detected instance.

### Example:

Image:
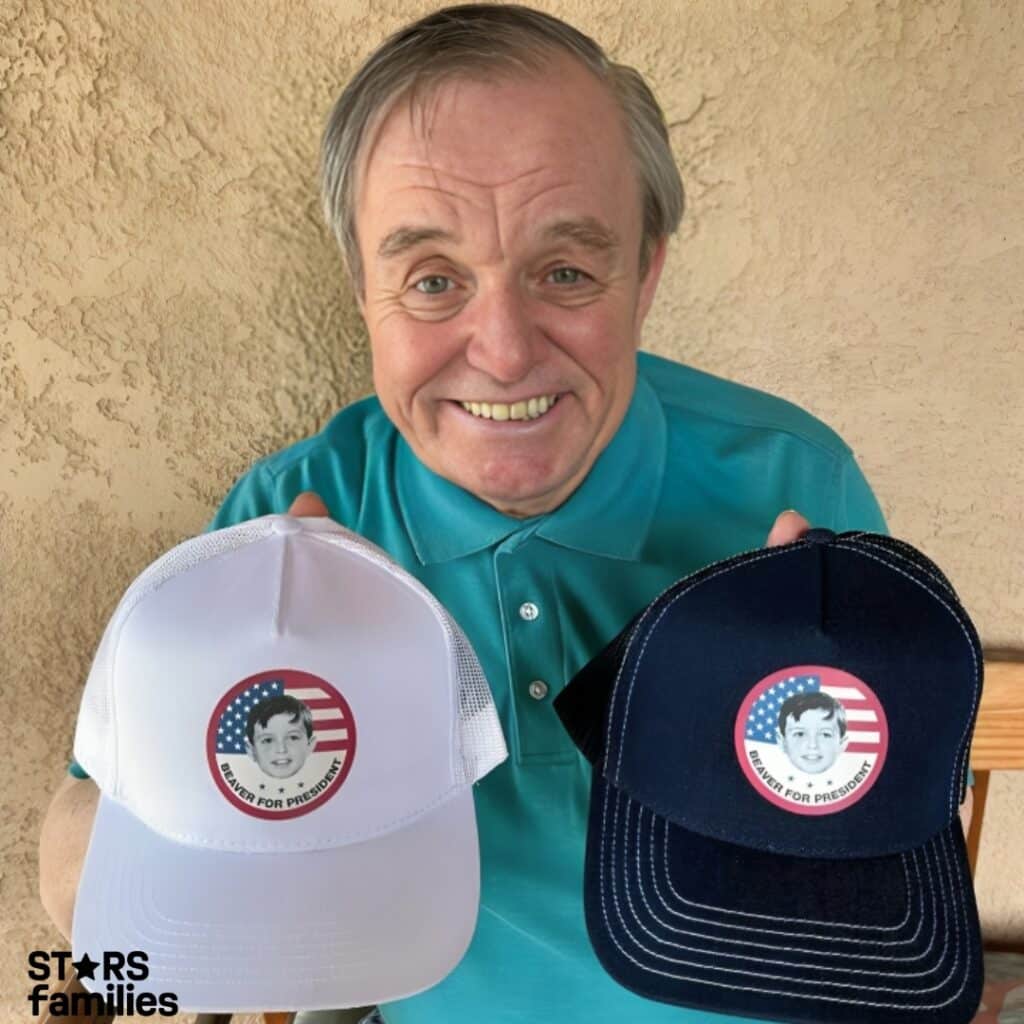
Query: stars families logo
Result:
<box><xmin>26</xmin><ymin>949</ymin><xmax>178</xmax><ymax>1018</ymax></box>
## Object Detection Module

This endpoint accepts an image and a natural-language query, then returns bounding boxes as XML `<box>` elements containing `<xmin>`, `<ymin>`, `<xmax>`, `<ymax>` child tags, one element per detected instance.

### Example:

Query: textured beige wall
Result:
<box><xmin>2</xmin><ymin>0</ymin><xmax>1022</xmax><ymax>1017</ymax></box>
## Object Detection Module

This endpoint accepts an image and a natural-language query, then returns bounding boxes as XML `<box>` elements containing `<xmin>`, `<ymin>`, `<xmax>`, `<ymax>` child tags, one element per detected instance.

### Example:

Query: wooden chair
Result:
<box><xmin>966</xmin><ymin>653</ymin><xmax>1024</xmax><ymax>1023</ymax></box>
<box><xmin>965</xmin><ymin>652</ymin><xmax>1024</xmax><ymax>918</ymax></box>
<box><xmin>42</xmin><ymin>656</ymin><xmax>1024</xmax><ymax>1024</ymax></box>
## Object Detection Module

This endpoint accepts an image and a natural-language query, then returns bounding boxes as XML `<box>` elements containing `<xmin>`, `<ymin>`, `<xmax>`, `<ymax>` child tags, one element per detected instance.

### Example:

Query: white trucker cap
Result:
<box><xmin>72</xmin><ymin>514</ymin><xmax>507</xmax><ymax>1012</ymax></box>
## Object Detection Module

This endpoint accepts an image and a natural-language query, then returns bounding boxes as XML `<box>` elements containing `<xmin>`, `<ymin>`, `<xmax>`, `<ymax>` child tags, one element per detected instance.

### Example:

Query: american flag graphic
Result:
<box><xmin>743</xmin><ymin>673</ymin><xmax>883</xmax><ymax>755</ymax></box>
<box><xmin>215</xmin><ymin>677</ymin><xmax>352</xmax><ymax>755</ymax></box>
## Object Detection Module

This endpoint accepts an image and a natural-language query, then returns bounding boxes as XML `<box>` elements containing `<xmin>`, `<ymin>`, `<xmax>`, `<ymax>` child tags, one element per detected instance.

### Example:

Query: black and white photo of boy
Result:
<box><xmin>775</xmin><ymin>691</ymin><xmax>848</xmax><ymax>775</ymax></box>
<box><xmin>244</xmin><ymin>694</ymin><xmax>316</xmax><ymax>779</ymax></box>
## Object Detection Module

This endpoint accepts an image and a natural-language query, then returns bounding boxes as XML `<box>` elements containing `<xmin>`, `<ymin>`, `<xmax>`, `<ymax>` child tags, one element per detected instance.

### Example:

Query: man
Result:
<box><xmin>41</xmin><ymin>6</ymin><xmax>913</xmax><ymax>1022</ymax></box>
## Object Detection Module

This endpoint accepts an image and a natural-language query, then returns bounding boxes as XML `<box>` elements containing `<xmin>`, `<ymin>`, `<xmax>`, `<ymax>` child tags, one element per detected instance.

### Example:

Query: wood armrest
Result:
<box><xmin>967</xmin><ymin>654</ymin><xmax>1024</xmax><ymax>877</ymax></box>
<box><xmin>972</xmin><ymin>656</ymin><xmax>1024</xmax><ymax>771</ymax></box>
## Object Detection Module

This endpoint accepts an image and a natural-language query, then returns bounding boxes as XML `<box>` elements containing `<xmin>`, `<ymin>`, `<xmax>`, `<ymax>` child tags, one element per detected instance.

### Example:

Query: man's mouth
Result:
<box><xmin>459</xmin><ymin>393</ymin><xmax>560</xmax><ymax>422</ymax></box>
<box><xmin>271</xmin><ymin>757</ymin><xmax>293</xmax><ymax>767</ymax></box>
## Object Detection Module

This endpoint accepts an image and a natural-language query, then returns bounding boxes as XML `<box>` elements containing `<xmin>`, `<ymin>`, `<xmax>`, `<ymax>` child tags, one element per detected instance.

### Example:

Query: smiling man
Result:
<box><xmin>41</xmin><ymin>6</ymin><xmax>894</xmax><ymax>1024</ymax></box>
<box><xmin>353</xmin><ymin>57</ymin><xmax>664</xmax><ymax>519</ymax></box>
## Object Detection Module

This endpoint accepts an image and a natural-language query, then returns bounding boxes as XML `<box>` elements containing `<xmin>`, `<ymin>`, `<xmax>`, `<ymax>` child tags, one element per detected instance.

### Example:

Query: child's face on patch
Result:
<box><xmin>248</xmin><ymin>712</ymin><xmax>315</xmax><ymax>778</ymax></box>
<box><xmin>777</xmin><ymin>707</ymin><xmax>845</xmax><ymax>774</ymax></box>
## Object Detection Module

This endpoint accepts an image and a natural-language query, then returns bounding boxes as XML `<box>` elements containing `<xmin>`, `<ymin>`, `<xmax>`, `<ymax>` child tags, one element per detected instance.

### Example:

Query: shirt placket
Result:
<box><xmin>493</xmin><ymin>531</ymin><xmax>575</xmax><ymax>765</ymax></box>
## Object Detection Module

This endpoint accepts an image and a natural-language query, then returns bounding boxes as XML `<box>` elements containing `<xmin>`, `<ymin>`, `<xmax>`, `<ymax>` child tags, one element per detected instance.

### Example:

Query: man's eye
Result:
<box><xmin>413</xmin><ymin>275</ymin><xmax>452</xmax><ymax>295</ymax></box>
<box><xmin>548</xmin><ymin>266</ymin><xmax>588</xmax><ymax>285</ymax></box>
<box><xmin>288</xmin><ymin>733</ymin><xmax>304</xmax><ymax>742</ymax></box>
<box><xmin>259</xmin><ymin>737</ymin><xmax>273</xmax><ymax>746</ymax></box>
<box><xmin>411</xmin><ymin>267</ymin><xmax>589</xmax><ymax>296</ymax></box>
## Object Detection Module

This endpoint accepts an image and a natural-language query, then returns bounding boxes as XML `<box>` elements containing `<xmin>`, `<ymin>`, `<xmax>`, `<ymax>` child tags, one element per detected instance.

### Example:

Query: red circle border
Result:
<box><xmin>206</xmin><ymin>668</ymin><xmax>357</xmax><ymax>820</ymax></box>
<box><xmin>733</xmin><ymin>664</ymin><xmax>888</xmax><ymax>816</ymax></box>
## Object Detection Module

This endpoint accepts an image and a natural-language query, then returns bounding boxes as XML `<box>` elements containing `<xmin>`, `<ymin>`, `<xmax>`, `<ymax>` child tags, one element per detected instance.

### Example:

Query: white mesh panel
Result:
<box><xmin>74</xmin><ymin>520</ymin><xmax>281</xmax><ymax>792</ymax></box>
<box><xmin>312</xmin><ymin>527</ymin><xmax>508</xmax><ymax>784</ymax></box>
<box><xmin>446</xmin><ymin>617</ymin><xmax>508</xmax><ymax>783</ymax></box>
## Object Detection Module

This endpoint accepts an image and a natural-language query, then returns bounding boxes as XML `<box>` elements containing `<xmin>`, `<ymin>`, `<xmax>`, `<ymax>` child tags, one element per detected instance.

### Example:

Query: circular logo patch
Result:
<box><xmin>733</xmin><ymin>665</ymin><xmax>888</xmax><ymax>815</ymax></box>
<box><xmin>206</xmin><ymin>669</ymin><xmax>356</xmax><ymax>819</ymax></box>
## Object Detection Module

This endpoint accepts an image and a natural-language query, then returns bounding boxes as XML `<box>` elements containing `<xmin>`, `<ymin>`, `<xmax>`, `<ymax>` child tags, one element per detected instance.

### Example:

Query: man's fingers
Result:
<box><xmin>287</xmin><ymin>492</ymin><xmax>329</xmax><ymax>518</ymax></box>
<box><xmin>765</xmin><ymin>509</ymin><xmax>811</xmax><ymax>548</ymax></box>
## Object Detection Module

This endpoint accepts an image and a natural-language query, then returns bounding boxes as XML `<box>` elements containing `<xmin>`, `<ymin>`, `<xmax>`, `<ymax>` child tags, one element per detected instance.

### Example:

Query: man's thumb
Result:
<box><xmin>765</xmin><ymin>509</ymin><xmax>811</xmax><ymax>547</ymax></box>
<box><xmin>287</xmin><ymin>491</ymin><xmax>329</xmax><ymax>518</ymax></box>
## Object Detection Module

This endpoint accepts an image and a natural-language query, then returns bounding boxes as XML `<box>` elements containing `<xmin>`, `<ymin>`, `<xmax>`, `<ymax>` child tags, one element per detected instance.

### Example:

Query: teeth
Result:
<box><xmin>460</xmin><ymin>394</ymin><xmax>559</xmax><ymax>421</ymax></box>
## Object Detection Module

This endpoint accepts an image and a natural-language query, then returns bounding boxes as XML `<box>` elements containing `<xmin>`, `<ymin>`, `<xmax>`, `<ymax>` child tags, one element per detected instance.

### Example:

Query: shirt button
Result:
<box><xmin>518</xmin><ymin>601</ymin><xmax>539</xmax><ymax>621</ymax></box>
<box><xmin>528</xmin><ymin>679</ymin><xmax>549</xmax><ymax>701</ymax></box>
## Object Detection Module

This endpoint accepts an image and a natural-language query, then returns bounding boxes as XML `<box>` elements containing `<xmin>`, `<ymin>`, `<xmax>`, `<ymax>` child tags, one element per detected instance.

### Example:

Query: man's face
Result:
<box><xmin>247</xmin><ymin>712</ymin><xmax>315</xmax><ymax>779</ymax></box>
<box><xmin>777</xmin><ymin>708</ymin><xmax>845</xmax><ymax>775</ymax></box>
<box><xmin>355</xmin><ymin>55</ymin><xmax>667</xmax><ymax>517</ymax></box>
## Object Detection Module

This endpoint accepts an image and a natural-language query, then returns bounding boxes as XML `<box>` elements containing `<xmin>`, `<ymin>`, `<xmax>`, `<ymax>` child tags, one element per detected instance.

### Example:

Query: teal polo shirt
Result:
<box><xmin>71</xmin><ymin>351</ymin><xmax>889</xmax><ymax>1021</ymax></box>
<box><xmin>203</xmin><ymin>352</ymin><xmax>887</xmax><ymax>1023</ymax></box>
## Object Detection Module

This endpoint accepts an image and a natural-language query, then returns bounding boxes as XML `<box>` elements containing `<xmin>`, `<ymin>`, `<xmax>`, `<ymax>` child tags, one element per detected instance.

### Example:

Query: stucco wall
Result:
<box><xmin>2</xmin><ymin>0</ymin><xmax>1022</xmax><ymax>1018</ymax></box>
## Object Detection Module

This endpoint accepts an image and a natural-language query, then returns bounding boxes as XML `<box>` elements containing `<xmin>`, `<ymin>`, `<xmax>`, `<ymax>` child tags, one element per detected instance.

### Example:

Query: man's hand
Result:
<box><xmin>288</xmin><ymin>492</ymin><xmax>329</xmax><ymax>517</ymax></box>
<box><xmin>765</xmin><ymin>509</ymin><xmax>811</xmax><ymax>547</ymax></box>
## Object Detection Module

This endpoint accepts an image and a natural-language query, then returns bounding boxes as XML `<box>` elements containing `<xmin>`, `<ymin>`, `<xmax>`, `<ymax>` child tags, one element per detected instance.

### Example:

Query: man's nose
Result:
<box><xmin>275</xmin><ymin>737</ymin><xmax>288</xmax><ymax>753</ymax></box>
<box><xmin>463</xmin><ymin>281</ymin><xmax>539</xmax><ymax>383</ymax></box>
<box><xmin>807</xmin><ymin>732</ymin><xmax>819</xmax><ymax>750</ymax></box>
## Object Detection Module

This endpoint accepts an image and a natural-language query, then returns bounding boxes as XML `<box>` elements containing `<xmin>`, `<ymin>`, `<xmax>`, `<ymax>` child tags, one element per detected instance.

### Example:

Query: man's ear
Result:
<box><xmin>632</xmin><ymin>234</ymin><xmax>669</xmax><ymax>342</ymax></box>
<box><xmin>307</xmin><ymin>732</ymin><xmax>317</xmax><ymax>752</ymax></box>
<box><xmin>244</xmin><ymin>738</ymin><xmax>255</xmax><ymax>760</ymax></box>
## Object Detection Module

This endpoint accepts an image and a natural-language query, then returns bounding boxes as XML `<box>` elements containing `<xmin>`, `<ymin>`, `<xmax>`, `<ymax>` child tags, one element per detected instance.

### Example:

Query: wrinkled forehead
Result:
<box><xmin>353</xmin><ymin>58</ymin><xmax>640</xmax><ymax>245</ymax></box>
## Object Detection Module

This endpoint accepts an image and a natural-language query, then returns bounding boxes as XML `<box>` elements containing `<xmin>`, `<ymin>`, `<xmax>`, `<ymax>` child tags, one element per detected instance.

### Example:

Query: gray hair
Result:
<box><xmin>319</xmin><ymin>3</ymin><xmax>684</xmax><ymax>301</ymax></box>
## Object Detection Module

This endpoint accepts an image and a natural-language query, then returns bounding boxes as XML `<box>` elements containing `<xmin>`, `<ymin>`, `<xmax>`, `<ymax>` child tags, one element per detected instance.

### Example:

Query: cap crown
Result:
<box><xmin>559</xmin><ymin>532</ymin><xmax>981</xmax><ymax>859</ymax></box>
<box><xmin>75</xmin><ymin>516</ymin><xmax>506</xmax><ymax>852</ymax></box>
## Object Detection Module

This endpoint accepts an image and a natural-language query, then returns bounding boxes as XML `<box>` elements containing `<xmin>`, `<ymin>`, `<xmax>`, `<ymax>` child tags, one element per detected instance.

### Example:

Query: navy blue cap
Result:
<box><xmin>554</xmin><ymin>530</ymin><xmax>983</xmax><ymax>1024</ymax></box>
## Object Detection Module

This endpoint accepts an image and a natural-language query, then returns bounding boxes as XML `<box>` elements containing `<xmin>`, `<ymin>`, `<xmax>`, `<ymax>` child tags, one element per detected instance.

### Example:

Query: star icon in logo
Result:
<box><xmin>72</xmin><ymin>952</ymin><xmax>100</xmax><ymax>981</ymax></box>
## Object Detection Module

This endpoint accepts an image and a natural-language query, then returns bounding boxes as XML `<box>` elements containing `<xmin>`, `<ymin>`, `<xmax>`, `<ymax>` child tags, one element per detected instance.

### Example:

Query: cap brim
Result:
<box><xmin>73</xmin><ymin>790</ymin><xmax>479</xmax><ymax>1012</ymax></box>
<box><xmin>584</xmin><ymin>775</ymin><xmax>982</xmax><ymax>1024</ymax></box>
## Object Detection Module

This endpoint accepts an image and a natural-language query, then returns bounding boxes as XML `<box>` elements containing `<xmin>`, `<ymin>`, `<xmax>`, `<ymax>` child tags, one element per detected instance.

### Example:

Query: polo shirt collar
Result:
<box><xmin>396</xmin><ymin>370</ymin><xmax>667</xmax><ymax>565</ymax></box>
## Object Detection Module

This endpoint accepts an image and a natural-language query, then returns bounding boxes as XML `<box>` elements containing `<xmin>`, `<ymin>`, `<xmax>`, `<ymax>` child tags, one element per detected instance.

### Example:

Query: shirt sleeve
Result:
<box><xmin>206</xmin><ymin>459</ymin><xmax>286</xmax><ymax>532</ymax></box>
<box><xmin>832</xmin><ymin>451</ymin><xmax>889</xmax><ymax>535</ymax></box>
